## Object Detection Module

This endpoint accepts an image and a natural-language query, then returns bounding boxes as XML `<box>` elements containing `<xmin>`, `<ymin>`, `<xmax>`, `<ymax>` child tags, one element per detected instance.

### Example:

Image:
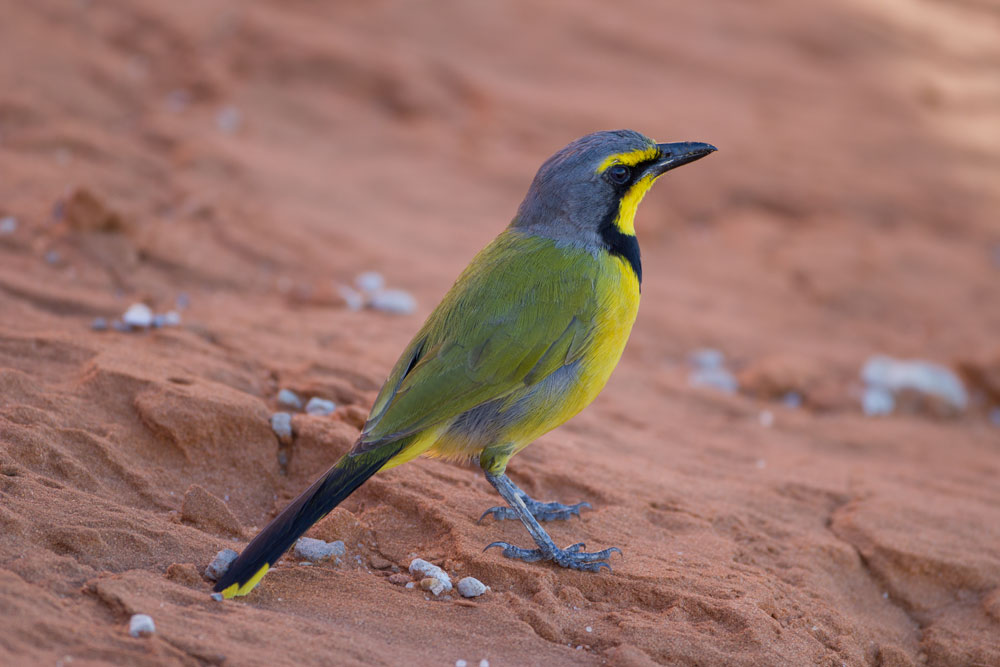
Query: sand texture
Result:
<box><xmin>1</xmin><ymin>1</ymin><xmax>999</xmax><ymax>665</ymax></box>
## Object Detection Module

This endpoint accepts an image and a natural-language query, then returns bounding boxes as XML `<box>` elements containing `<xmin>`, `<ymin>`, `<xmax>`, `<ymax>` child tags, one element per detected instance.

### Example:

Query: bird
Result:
<box><xmin>215</xmin><ymin>129</ymin><xmax>715</xmax><ymax>598</ymax></box>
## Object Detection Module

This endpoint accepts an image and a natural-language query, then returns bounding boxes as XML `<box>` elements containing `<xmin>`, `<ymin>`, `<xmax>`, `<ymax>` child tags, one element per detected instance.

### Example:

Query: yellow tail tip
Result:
<box><xmin>219</xmin><ymin>563</ymin><xmax>270</xmax><ymax>599</ymax></box>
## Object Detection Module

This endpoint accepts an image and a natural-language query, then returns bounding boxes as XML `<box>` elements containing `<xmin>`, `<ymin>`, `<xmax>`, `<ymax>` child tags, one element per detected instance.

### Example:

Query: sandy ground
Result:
<box><xmin>1</xmin><ymin>1</ymin><xmax>999</xmax><ymax>665</ymax></box>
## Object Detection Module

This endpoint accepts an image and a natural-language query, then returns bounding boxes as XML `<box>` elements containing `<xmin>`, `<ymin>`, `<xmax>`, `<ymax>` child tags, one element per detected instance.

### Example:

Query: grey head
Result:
<box><xmin>510</xmin><ymin>129</ymin><xmax>716</xmax><ymax>255</ymax></box>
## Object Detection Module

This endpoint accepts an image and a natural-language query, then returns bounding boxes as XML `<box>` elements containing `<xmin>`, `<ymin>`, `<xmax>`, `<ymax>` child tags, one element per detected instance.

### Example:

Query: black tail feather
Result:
<box><xmin>214</xmin><ymin>447</ymin><xmax>400</xmax><ymax>596</ymax></box>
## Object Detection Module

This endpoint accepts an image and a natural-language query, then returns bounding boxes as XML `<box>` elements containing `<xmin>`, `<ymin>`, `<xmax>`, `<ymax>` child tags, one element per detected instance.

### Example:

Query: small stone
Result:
<box><xmin>112</xmin><ymin>319</ymin><xmax>130</xmax><ymax>332</ymax></box>
<box><xmin>586</xmin><ymin>626</ymin><xmax>593</xmax><ymax>633</ymax></box>
<box><xmin>338</xmin><ymin>285</ymin><xmax>364</xmax><ymax>311</ymax></box>
<box><xmin>270</xmin><ymin>412</ymin><xmax>294</xmax><ymax>446</ymax></box>
<box><xmin>293</xmin><ymin>537</ymin><xmax>346</xmax><ymax>562</ymax></box>
<box><xmin>862</xmin><ymin>355</ymin><xmax>967</xmax><ymax>415</ymax></box>
<box><xmin>277</xmin><ymin>389</ymin><xmax>302</xmax><ymax>410</ymax></box>
<box><xmin>370</xmin><ymin>289</ymin><xmax>416</xmax><ymax>315</ymax></box>
<box><xmin>862</xmin><ymin>386</ymin><xmax>895</xmax><ymax>416</ymax></box>
<box><xmin>388</xmin><ymin>573</ymin><xmax>410</xmax><ymax>586</ymax></box>
<box><xmin>355</xmin><ymin>271</ymin><xmax>385</xmax><ymax>293</ymax></box>
<box><xmin>0</xmin><ymin>216</ymin><xmax>16</xmax><ymax>234</ymax></box>
<box><xmin>420</xmin><ymin>577</ymin><xmax>447</xmax><ymax>596</ymax></box>
<box><xmin>405</xmin><ymin>582</ymin><xmax>415</xmax><ymax>589</ymax></box>
<box><xmin>758</xmin><ymin>410</ymin><xmax>774</xmax><ymax>427</ymax></box>
<box><xmin>210</xmin><ymin>593</ymin><xmax>224</xmax><ymax>602</ymax></box>
<box><xmin>204</xmin><ymin>548</ymin><xmax>239</xmax><ymax>581</ymax></box>
<box><xmin>162</xmin><ymin>311</ymin><xmax>181</xmax><ymax>326</ymax></box>
<box><xmin>128</xmin><ymin>614</ymin><xmax>155</xmax><ymax>638</ymax></box>
<box><xmin>215</xmin><ymin>105</ymin><xmax>242</xmax><ymax>134</ymax></box>
<box><xmin>122</xmin><ymin>303</ymin><xmax>154</xmax><ymax>328</ymax></box>
<box><xmin>456</xmin><ymin>576</ymin><xmax>488</xmax><ymax>598</ymax></box>
<box><xmin>91</xmin><ymin>317</ymin><xmax>108</xmax><ymax>331</ymax></box>
<box><xmin>690</xmin><ymin>348</ymin><xmax>725</xmax><ymax>370</ymax></box>
<box><xmin>781</xmin><ymin>391</ymin><xmax>803</xmax><ymax>409</ymax></box>
<box><xmin>305</xmin><ymin>397</ymin><xmax>336</xmax><ymax>416</ymax></box>
<box><xmin>689</xmin><ymin>366</ymin><xmax>738</xmax><ymax>394</ymax></box>
<box><xmin>480</xmin><ymin>661</ymin><xmax>490</xmax><ymax>667</ymax></box>
<box><xmin>456</xmin><ymin>661</ymin><xmax>467</xmax><ymax>667</ymax></box>
<box><xmin>408</xmin><ymin>558</ymin><xmax>452</xmax><ymax>592</ymax></box>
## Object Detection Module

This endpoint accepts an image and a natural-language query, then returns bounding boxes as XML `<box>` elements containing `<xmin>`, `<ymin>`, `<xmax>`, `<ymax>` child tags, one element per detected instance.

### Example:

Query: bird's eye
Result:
<box><xmin>607</xmin><ymin>164</ymin><xmax>631</xmax><ymax>185</ymax></box>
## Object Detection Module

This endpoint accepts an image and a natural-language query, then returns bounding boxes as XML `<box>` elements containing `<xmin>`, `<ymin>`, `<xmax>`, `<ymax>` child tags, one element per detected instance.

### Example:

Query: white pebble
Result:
<box><xmin>277</xmin><ymin>389</ymin><xmax>303</xmax><ymax>409</ymax></box>
<box><xmin>128</xmin><ymin>614</ymin><xmax>155</xmax><ymax>638</ymax></box>
<box><xmin>688</xmin><ymin>366</ymin><xmax>738</xmax><ymax>394</ymax></box>
<box><xmin>690</xmin><ymin>348</ymin><xmax>725</xmax><ymax>370</ymax></box>
<box><xmin>861</xmin><ymin>385</ymin><xmax>895</xmax><ymax>416</ymax></box>
<box><xmin>355</xmin><ymin>271</ymin><xmax>385</xmax><ymax>293</ymax></box>
<box><xmin>122</xmin><ymin>303</ymin><xmax>153</xmax><ymax>328</ymax></box>
<box><xmin>305</xmin><ymin>397</ymin><xmax>336</xmax><ymax>416</ymax></box>
<box><xmin>0</xmin><ymin>216</ymin><xmax>17</xmax><ymax>234</ymax></box>
<box><xmin>294</xmin><ymin>537</ymin><xmax>345</xmax><ymax>562</ymax></box>
<box><xmin>408</xmin><ymin>558</ymin><xmax>452</xmax><ymax>592</ymax></box>
<box><xmin>861</xmin><ymin>355</ymin><xmax>967</xmax><ymax>412</ymax></box>
<box><xmin>210</xmin><ymin>592</ymin><xmax>224</xmax><ymax>602</ymax></box>
<box><xmin>338</xmin><ymin>285</ymin><xmax>365</xmax><ymax>311</ymax></box>
<box><xmin>270</xmin><ymin>412</ymin><xmax>293</xmax><ymax>445</ymax></box>
<box><xmin>204</xmin><ymin>548</ymin><xmax>239</xmax><ymax>581</ymax></box>
<box><xmin>405</xmin><ymin>582</ymin><xmax>415</xmax><ymax>589</ymax></box>
<box><xmin>456</xmin><ymin>661</ymin><xmax>467</xmax><ymax>667</ymax></box>
<box><xmin>585</xmin><ymin>626</ymin><xmax>592</xmax><ymax>633</ymax></box>
<box><xmin>370</xmin><ymin>289</ymin><xmax>416</xmax><ymax>315</ymax></box>
<box><xmin>456</xmin><ymin>576</ymin><xmax>488</xmax><ymax>598</ymax></box>
<box><xmin>480</xmin><ymin>661</ymin><xmax>490</xmax><ymax>667</ymax></box>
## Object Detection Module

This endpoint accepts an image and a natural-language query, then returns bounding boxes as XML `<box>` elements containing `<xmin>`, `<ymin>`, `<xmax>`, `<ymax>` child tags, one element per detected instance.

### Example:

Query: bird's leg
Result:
<box><xmin>478</xmin><ymin>476</ymin><xmax>590</xmax><ymax>523</ymax></box>
<box><xmin>482</xmin><ymin>471</ymin><xmax>620</xmax><ymax>572</ymax></box>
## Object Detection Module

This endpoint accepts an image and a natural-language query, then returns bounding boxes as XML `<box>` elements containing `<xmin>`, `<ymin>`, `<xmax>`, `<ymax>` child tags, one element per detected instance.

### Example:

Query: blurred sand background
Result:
<box><xmin>1</xmin><ymin>1</ymin><xmax>999</xmax><ymax>665</ymax></box>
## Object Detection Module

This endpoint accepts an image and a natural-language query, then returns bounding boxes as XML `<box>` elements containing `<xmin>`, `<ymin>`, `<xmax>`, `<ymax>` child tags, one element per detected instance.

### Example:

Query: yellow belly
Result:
<box><xmin>507</xmin><ymin>254</ymin><xmax>640</xmax><ymax>450</ymax></box>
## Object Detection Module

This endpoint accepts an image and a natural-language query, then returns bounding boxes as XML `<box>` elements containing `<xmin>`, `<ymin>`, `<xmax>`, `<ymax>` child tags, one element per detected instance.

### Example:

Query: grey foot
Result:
<box><xmin>479</xmin><ymin>498</ymin><xmax>591</xmax><ymax>523</ymax></box>
<box><xmin>484</xmin><ymin>541</ymin><xmax>621</xmax><ymax>572</ymax></box>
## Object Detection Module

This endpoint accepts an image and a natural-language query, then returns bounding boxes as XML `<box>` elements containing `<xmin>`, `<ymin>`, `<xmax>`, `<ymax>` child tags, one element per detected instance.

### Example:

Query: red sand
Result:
<box><xmin>1</xmin><ymin>1</ymin><xmax>999</xmax><ymax>665</ymax></box>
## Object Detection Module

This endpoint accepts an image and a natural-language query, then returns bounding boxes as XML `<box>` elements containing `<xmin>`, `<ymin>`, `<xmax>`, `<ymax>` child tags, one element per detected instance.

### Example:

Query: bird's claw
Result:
<box><xmin>484</xmin><ymin>541</ymin><xmax>621</xmax><ymax>572</ymax></box>
<box><xmin>478</xmin><ymin>500</ymin><xmax>591</xmax><ymax>524</ymax></box>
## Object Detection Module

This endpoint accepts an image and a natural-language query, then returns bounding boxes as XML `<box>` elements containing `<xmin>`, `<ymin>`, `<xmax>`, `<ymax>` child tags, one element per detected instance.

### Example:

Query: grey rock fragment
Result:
<box><xmin>210</xmin><ymin>592</ymin><xmax>224</xmax><ymax>602</ymax></box>
<box><xmin>277</xmin><ymin>389</ymin><xmax>303</xmax><ymax>410</ymax></box>
<box><xmin>355</xmin><ymin>271</ymin><xmax>385</xmax><ymax>293</ymax></box>
<box><xmin>338</xmin><ymin>285</ymin><xmax>364</xmax><ymax>311</ymax></box>
<box><xmin>270</xmin><ymin>412</ymin><xmax>294</xmax><ymax>446</ymax></box>
<box><xmin>688</xmin><ymin>348</ymin><xmax>738</xmax><ymax>393</ymax></box>
<box><xmin>862</xmin><ymin>386</ymin><xmax>895</xmax><ymax>416</ymax></box>
<box><xmin>0</xmin><ymin>216</ymin><xmax>17</xmax><ymax>234</ymax></box>
<box><xmin>408</xmin><ymin>558</ymin><xmax>452</xmax><ymax>594</ymax></box>
<box><xmin>456</xmin><ymin>576</ymin><xmax>488</xmax><ymax>598</ymax></box>
<box><xmin>204</xmin><ymin>548</ymin><xmax>239</xmax><ymax>581</ymax></box>
<box><xmin>122</xmin><ymin>303</ymin><xmax>154</xmax><ymax>328</ymax></box>
<box><xmin>294</xmin><ymin>537</ymin><xmax>346</xmax><ymax>562</ymax></box>
<box><xmin>128</xmin><ymin>614</ymin><xmax>155</xmax><ymax>638</ymax></box>
<box><xmin>370</xmin><ymin>289</ymin><xmax>416</xmax><ymax>315</ymax></box>
<box><xmin>861</xmin><ymin>355</ymin><xmax>968</xmax><ymax>414</ymax></box>
<box><xmin>305</xmin><ymin>397</ymin><xmax>336</xmax><ymax>416</ymax></box>
<box><xmin>91</xmin><ymin>317</ymin><xmax>109</xmax><ymax>331</ymax></box>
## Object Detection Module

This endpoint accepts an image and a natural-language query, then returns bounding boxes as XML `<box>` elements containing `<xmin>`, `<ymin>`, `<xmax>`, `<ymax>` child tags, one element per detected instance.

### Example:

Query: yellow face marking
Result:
<box><xmin>596</xmin><ymin>146</ymin><xmax>659</xmax><ymax>173</ymax></box>
<box><xmin>615</xmin><ymin>173</ymin><xmax>659</xmax><ymax>236</ymax></box>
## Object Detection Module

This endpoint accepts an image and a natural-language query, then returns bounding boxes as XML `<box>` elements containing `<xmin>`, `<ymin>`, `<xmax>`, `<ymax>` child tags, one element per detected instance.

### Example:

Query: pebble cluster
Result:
<box><xmin>339</xmin><ymin>271</ymin><xmax>416</xmax><ymax>315</ymax></box>
<box><xmin>92</xmin><ymin>302</ymin><xmax>182</xmax><ymax>332</ymax></box>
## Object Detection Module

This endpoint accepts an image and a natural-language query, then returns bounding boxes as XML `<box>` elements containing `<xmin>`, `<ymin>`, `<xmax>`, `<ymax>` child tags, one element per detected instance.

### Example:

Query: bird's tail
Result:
<box><xmin>214</xmin><ymin>444</ymin><xmax>401</xmax><ymax>599</ymax></box>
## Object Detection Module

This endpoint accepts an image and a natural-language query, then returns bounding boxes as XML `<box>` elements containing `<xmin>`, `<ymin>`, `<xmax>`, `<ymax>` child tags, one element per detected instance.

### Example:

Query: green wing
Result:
<box><xmin>356</xmin><ymin>230</ymin><xmax>598</xmax><ymax>450</ymax></box>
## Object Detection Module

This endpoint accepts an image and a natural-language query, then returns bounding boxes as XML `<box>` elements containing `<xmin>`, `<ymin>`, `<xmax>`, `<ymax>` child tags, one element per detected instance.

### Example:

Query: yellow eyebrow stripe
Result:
<box><xmin>596</xmin><ymin>146</ymin><xmax>660</xmax><ymax>173</ymax></box>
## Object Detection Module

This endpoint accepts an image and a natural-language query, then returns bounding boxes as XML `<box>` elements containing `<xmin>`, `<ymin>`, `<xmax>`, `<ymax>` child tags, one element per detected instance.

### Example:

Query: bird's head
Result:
<box><xmin>511</xmin><ymin>130</ymin><xmax>716</xmax><ymax>255</ymax></box>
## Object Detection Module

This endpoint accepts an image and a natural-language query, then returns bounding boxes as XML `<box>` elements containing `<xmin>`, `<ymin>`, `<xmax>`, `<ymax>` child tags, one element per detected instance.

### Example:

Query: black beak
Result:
<box><xmin>652</xmin><ymin>141</ymin><xmax>717</xmax><ymax>175</ymax></box>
